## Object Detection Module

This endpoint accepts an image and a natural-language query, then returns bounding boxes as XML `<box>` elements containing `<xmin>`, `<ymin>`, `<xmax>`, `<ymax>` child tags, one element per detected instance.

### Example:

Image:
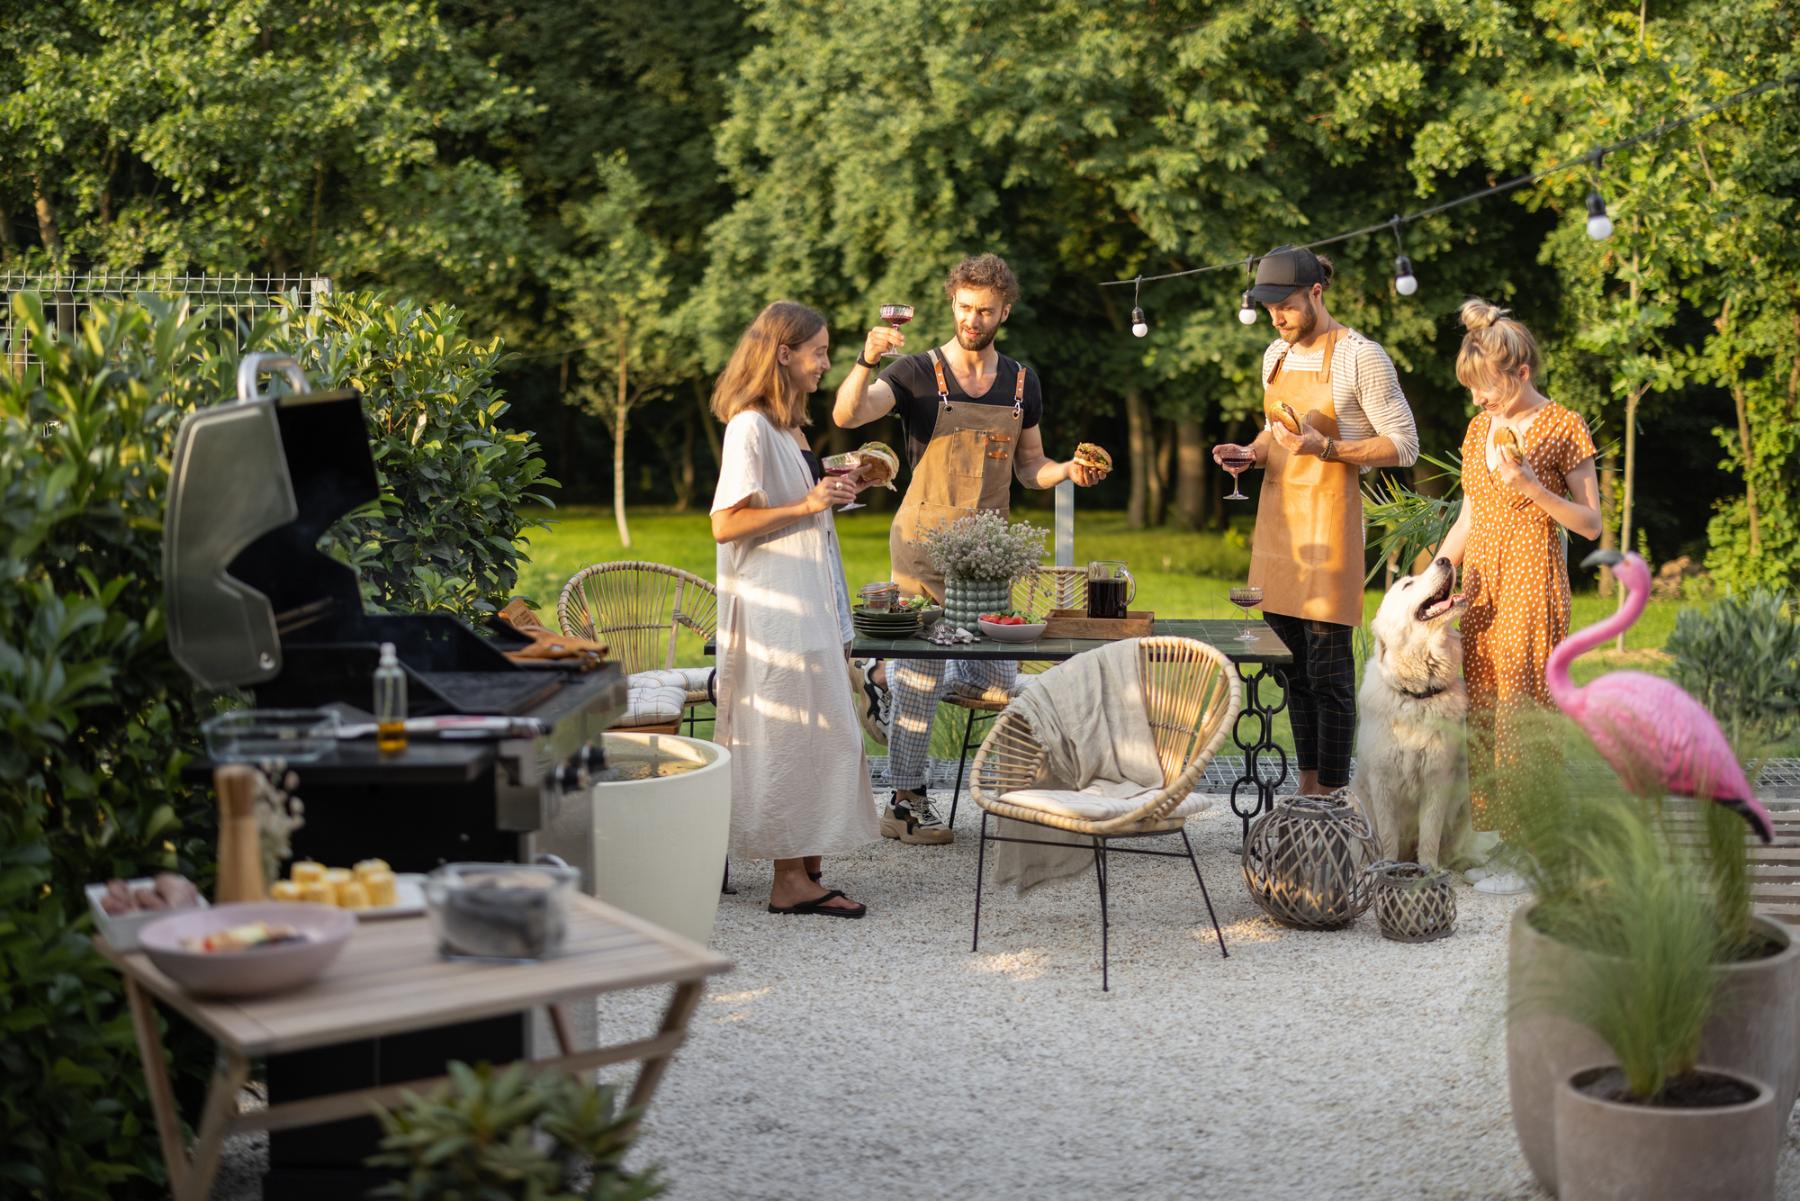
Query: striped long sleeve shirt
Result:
<box><xmin>1261</xmin><ymin>329</ymin><xmax>1419</xmax><ymax>471</ymax></box>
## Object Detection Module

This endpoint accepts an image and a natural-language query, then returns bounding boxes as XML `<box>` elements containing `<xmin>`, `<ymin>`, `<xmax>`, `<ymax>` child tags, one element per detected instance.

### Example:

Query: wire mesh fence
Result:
<box><xmin>0</xmin><ymin>272</ymin><xmax>331</xmax><ymax>377</ymax></box>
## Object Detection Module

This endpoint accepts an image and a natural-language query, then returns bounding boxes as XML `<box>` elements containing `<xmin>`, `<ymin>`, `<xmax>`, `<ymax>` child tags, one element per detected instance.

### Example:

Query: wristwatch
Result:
<box><xmin>1321</xmin><ymin>437</ymin><xmax>1337</xmax><ymax>462</ymax></box>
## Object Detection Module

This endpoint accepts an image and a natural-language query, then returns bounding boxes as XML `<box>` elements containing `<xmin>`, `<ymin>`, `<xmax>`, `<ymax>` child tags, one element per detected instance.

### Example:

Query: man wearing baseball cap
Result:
<box><xmin>1212</xmin><ymin>246</ymin><xmax>1419</xmax><ymax>798</ymax></box>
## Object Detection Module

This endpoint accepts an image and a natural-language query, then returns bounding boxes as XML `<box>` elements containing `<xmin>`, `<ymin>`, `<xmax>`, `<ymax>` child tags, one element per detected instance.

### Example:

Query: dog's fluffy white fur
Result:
<box><xmin>1350</xmin><ymin>559</ymin><xmax>1475</xmax><ymax>868</ymax></box>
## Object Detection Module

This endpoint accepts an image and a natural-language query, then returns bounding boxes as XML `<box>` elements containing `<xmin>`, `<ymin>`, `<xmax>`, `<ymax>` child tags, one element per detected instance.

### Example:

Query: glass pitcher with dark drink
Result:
<box><xmin>1086</xmin><ymin>561</ymin><xmax>1136</xmax><ymax>620</ymax></box>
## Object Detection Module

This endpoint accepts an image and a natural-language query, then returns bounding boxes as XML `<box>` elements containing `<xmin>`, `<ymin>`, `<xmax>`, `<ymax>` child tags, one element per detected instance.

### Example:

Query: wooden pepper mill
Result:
<box><xmin>214</xmin><ymin>764</ymin><xmax>266</xmax><ymax>904</ymax></box>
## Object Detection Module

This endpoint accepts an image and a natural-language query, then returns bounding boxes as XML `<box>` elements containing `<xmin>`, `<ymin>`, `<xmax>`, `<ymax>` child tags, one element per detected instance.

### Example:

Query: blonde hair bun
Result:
<box><xmin>1460</xmin><ymin>298</ymin><xmax>1510</xmax><ymax>332</ymax></box>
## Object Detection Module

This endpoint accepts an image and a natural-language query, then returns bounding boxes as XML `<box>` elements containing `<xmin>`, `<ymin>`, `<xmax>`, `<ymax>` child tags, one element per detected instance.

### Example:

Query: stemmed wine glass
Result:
<box><xmin>1220</xmin><ymin>447</ymin><xmax>1256</xmax><ymax>501</ymax></box>
<box><xmin>878</xmin><ymin>303</ymin><xmax>913</xmax><ymax>357</ymax></box>
<box><xmin>822</xmin><ymin>455</ymin><xmax>864</xmax><ymax>512</ymax></box>
<box><xmin>1227</xmin><ymin>584</ymin><xmax>1263</xmax><ymax>641</ymax></box>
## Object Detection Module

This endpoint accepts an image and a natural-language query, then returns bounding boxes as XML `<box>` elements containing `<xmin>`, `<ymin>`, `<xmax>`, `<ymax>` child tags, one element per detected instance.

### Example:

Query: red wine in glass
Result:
<box><xmin>823</xmin><ymin>457</ymin><xmax>864</xmax><ymax>511</ymax></box>
<box><xmin>1228</xmin><ymin>584</ymin><xmax>1263</xmax><ymax>641</ymax></box>
<box><xmin>1221</xmin><ymin>449</ymin><xmax>1256</xmax><ymax>501</ymax></box>
<box><xmin>878</xmin><ymin>303</ymin><xmax>913</xmax><ymax>358</ymax></box>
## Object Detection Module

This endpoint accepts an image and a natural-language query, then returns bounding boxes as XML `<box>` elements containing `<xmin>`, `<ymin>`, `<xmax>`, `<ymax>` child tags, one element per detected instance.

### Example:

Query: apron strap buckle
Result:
<box><xmin>929</xmin><ymin>348</ymin><xmax>952</xmax><ymax>411</ymax></box>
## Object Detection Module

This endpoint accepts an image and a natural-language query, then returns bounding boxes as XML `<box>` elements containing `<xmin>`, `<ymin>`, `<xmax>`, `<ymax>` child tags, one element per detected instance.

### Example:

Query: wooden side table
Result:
<box><xmin>97</xmin><ymin>893</ymin><xmax>731</xmax><ymax>1201</ymax></box>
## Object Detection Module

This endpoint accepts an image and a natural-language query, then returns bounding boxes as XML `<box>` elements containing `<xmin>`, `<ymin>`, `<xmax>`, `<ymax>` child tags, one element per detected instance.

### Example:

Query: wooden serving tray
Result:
<box><xmin>1040</xmin><ymin>609</ymin><xmax>1155</xmax><ymax>639</ymax></box>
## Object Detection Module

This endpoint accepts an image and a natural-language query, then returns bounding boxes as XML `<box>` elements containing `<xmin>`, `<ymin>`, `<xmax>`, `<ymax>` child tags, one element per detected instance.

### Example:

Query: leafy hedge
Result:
<box><xmin>0</xmin><ymin>289</ymin><xmax>553</xmax><ymax>1197</ymax></box>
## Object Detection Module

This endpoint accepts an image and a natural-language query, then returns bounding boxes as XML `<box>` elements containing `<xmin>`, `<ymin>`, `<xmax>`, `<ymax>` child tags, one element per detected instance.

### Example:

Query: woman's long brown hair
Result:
<box><xmin>710</xmin><ymin>301</ymin><xmax>827</xmax><ymax>429</ymax></box>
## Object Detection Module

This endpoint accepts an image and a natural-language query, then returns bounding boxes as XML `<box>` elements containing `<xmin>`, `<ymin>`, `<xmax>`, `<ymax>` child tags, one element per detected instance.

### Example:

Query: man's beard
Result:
<box><xmin>1283</xmin><ymin>300</ymin><xmax>1319</xmax><ymax>344</ymax></box>
<box><xmin>956</xmin><ymin>326</ymin><xmax>997</xmax><ymax>352</ymax></box>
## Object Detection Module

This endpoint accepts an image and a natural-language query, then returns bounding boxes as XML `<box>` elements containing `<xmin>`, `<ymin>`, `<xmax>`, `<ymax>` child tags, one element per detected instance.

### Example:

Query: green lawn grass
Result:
<box><xmin>517</xmin><ymin>505</ymin><xmax>1696</xmax><ymax>762</ymax></box>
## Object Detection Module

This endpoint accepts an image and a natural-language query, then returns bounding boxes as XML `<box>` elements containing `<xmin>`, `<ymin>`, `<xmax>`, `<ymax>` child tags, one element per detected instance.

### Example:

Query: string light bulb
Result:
<box><xmin>1237</xmin><ymin>290</ymin><xmax>1257</xmax><ymax>325</ymax></box>
<box><xmin>1394</xmin><ymin>255</ymin><xmax>1418</xmax><ymax>296</ymax></box>
<box><xmin>1585</xmin><ymin>188</ymin><xmax>1614</xmax><ymax>240</ymax></box>
<box><xmin>1129</xmin><ymin>275</ymin><xmax>1148</xmax><ymax>337</ymax></box>
<box><xmin>1388</xmin><ymin>218</ymin><xmax>1418</xmax><ymax>298</ymax></box>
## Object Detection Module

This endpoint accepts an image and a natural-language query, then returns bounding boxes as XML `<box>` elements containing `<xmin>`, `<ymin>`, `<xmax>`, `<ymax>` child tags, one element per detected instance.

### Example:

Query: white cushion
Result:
<box><xmin>633</xmin><ymin>667</ymin><xmax>714</xmax><ymax>704</ymax></box>
<box><xmin>616</xmin><ymin>677</ymin><xmax>687</xmax><ymax>726</ymax></box>
<box><xmin>998</xmin><ymin>785</ymin><xmax>1210</xmax><ymax>822</ymax></box>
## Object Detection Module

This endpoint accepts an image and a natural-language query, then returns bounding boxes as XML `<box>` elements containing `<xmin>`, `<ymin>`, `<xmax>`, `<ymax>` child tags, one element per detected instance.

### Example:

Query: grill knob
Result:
<box><xmin>574</xmin><ymin>742</ymin><xmax>607</xmax><ymax>775</ymax></box>
<box><xmin>552</xmin><ymin>759</ymin><xmax>588</xmax><ymax>792</ymax></box>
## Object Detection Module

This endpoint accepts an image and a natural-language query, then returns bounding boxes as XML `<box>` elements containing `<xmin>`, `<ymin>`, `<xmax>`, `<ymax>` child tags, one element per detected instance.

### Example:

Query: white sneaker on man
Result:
<box><xmin>1473</xmin><ymin>871</ymin><xmax>1530</xmax><ymax>896</ymax></box>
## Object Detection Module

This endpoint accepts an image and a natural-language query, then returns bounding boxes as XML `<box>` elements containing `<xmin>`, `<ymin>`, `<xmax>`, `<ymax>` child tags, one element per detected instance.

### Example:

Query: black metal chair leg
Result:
<box><xmin>947</xmin><ymin>706</ymin><xmax>984</xmax><ymax>829</ymax></box>
<box><xmin>1092</xmin><ymin>837</ymin><xmax>1110</xmax><ymax>991</ymax></box>
<box><xmin>971</xmin><ymin>812</ymin><xmax>991</xmax><ymax>952</ymax></box>
<box><xmin>1180</xmin><ymin>827</ymin><xmax>1228</xmax><ymax>958</ymax></box>
<box><xmin>721</xmin><ymin>858</ymin><xmax>736</xmax><ymax>895</ymax></box>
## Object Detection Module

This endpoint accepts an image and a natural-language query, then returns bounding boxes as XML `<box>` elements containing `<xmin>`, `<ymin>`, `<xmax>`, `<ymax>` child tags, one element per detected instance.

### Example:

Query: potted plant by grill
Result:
<box><xmin>1535</xmin><ymin>802</ymin><xmax>1780</xmax><ymax>1201</ymax></box>
<box><xmin>920</xmin><ymin>511</ymin><xmax>1045</xmax><ymax>632</ymax></box>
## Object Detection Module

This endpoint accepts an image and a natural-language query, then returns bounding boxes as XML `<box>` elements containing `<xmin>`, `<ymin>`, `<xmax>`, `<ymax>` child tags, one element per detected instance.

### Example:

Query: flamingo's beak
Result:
<box><xmin>1581</xmin><ymin>549</ymin><xmax>1624</xmax><ymax>570</ymax></box>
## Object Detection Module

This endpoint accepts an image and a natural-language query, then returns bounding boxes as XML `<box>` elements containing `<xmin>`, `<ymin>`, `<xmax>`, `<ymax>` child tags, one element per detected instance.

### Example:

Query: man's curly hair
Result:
<box><xmin>943</xmin><ymin>253</ymin><xmax>1019</xmax><ymax>304</ymax></box>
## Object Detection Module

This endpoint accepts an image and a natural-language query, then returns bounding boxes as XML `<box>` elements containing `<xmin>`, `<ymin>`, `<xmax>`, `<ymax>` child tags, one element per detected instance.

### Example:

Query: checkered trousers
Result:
<box><xmin>885</xmin><ymin>657</ymin><xmax>1019</xmax><ymax>792</ymax></box>
<box><xmin>1260</xmin><ymin>612</ymin><xmax>1357</xmax><ymax>788</ymax></box>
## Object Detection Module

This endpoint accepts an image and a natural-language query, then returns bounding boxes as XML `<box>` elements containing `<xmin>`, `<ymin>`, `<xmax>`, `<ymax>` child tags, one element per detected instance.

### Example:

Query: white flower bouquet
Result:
<box><xmin>922</xmin><ymin>511</ymin><xmax>1045</xmax><ymax>582</ymax></box>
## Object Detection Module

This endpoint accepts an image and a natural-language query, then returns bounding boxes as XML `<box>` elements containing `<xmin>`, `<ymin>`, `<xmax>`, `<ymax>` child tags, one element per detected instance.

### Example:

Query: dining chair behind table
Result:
<box><xmin>968</xmin><ymin>635</ymin><xmax>1240</xmax><ymax>990</ymax></box>
<box><xmin>558</xmin><ymin>561</ymin><xmax>718</xmax><ymax>735</ymax></box>
<box><xmin>941</xmin><ymin>565</ymin><xmax>1087</xmax><ymax>828</ymax></box>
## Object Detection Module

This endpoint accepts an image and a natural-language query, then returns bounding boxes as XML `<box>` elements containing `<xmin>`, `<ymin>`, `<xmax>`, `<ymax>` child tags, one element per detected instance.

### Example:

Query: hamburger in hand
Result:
<box><xmin>1072</xmin><ymin>442</ymin><xmax>1113</xmax><ymax>477</ymax></box>
<box><xmin>1270</xmin><ymin>401</ymin><xmax>1305</xmax><ymax>437</ymax></box>
<box><xmin>826</xmin><ymin>440</ymin><xmax>900</xmax><ymax>491</ymax></box>
<box><xmin>1492</xmin><ymin>426</ymin><xmax>1523</xmax><ymax>465</ymax></box>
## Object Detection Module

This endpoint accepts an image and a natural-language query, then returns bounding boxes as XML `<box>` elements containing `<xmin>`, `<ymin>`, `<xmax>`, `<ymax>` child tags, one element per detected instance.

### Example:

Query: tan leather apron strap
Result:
<box><xmin>1012</xmin><ymin>363</ymin><xmax>1026</xmax><ymax>419</ymax></box>
<box><xmin>929</xmin><ymin>347</ymin><xmax>951</xmax><ymax>411</ymax></box>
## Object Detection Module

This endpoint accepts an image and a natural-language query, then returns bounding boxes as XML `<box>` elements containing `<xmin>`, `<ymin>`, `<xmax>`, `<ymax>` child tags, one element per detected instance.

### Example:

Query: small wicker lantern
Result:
<box><xmin>1241</xmin><ymin>793</ymin><xmax>1380</xmax><ymax>930</ymax></box>
<box><xmin>1367</xmin><ymin>860</ymin><xmax>1457</xmax><ymax>943</ymax></box>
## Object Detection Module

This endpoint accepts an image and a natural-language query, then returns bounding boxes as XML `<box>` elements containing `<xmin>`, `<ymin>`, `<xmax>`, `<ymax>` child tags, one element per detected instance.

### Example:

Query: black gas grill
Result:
<box><xmin>165</xmin><ymin>353</ymin><xmax>626</xmax><ymax>1198</ymax></box>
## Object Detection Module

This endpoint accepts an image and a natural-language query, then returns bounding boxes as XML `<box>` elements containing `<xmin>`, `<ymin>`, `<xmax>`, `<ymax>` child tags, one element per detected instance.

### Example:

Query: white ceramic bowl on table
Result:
<box><xmin>138</xmin><ymin>902</ymin><xmax>355</xmax><ymax>997</ymax></box>
<box><xmin>977</xmin><ymin>617</ymin><xmax>1048</xmax><ymax>643</ymax></box>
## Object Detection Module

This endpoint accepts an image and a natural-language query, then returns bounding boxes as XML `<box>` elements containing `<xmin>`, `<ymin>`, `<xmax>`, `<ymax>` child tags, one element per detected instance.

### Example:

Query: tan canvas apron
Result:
<box><xmin>889</xmin><ymin>349</ymin><xmax>1026</xmax><ymax>603</ymax></box>
<box><xmin>1248</xmin><ymin>328</ymin><xmax>1364</xmax><ymax>627</ymax></box>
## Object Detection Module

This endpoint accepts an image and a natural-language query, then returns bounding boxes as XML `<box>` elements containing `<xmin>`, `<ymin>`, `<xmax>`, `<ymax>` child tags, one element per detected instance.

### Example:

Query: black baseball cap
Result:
<box><xmin>1248</xmin><ymin>246</ymin><xmax>1325</xmax><ymax>305</ymax></box>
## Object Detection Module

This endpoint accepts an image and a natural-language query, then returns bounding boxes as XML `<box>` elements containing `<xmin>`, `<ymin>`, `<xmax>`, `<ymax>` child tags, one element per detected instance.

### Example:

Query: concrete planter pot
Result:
<box><xmin>1553</xmin><ymin>1065</ymin><xmax>1779</xmax><ymax>1201</ymax></box>
<box><xmin>1506</xmin><ymin>903</ymin><xmax>1800</xmax><ymax>1193</ymax></box>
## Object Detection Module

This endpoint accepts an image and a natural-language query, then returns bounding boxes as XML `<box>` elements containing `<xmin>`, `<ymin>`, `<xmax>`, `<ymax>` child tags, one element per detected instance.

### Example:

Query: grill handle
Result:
<box><xmin>236</xmin><ymin>352</ymin><xmax>311</xmax><ymax>403</ymax></box>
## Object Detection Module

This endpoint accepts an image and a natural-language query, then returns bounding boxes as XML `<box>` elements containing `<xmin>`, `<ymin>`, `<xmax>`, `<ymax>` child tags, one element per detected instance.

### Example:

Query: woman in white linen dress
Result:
<box><xmin>711</xmin><ymin>301</ymin><xmax>878</xmax><ymax>917</ymax></box>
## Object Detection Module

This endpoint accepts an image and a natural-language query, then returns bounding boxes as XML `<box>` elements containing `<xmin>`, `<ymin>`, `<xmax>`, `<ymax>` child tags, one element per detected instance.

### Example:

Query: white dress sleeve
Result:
<box><xmin>712</xmin><ymin>412</ymin><xmax>769</xmax><ymax>515</ymax></box>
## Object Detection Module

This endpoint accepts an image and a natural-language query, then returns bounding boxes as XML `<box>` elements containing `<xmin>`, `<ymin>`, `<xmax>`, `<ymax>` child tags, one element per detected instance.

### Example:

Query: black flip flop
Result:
<box><xmin>809</xmin><ymin>870</ymin><xmax>823</xmax><ymax>884</ymax></box>
<box><xmin>768</xmin><ymin>888</ymin><xmax>866</xmax><ymax>919</ymax></box>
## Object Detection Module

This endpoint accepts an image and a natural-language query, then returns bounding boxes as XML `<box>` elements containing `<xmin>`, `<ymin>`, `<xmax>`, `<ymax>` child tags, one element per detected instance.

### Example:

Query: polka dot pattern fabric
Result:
<box><xmin>1460</xmin><ymin>403</ymin><xmax>1598</xmax><ymax>831</ymax></box>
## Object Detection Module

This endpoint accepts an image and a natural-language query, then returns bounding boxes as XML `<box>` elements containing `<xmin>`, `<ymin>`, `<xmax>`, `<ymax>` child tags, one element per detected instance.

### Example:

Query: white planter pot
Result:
<box><xmin>588</xmin><ymin>732</ymin><xmax>731</xmax><ymax>947</ymax></box>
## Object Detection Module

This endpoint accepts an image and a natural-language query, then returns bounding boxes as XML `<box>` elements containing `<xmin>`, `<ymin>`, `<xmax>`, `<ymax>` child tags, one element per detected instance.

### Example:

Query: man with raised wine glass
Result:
<box><xmin>834</xmin><ymin>253</ymin><xmax>1106</xmax><ymax>845</ymax></box>
<box><xmin>1211</xmin><ymin>246</ymin><xmax>1418</xmax><ymax>799</ymax></box>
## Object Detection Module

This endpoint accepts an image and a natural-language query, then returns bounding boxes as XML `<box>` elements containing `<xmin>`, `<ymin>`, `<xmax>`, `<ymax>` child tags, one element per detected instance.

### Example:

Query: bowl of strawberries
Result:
<box><xmin>977</xmin><ymin>612</ymin><xmax>1047</xmax><ymax>643</ymax></box>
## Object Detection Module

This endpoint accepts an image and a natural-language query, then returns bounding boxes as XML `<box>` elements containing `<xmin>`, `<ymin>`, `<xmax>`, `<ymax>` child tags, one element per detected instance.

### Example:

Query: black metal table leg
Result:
<box><xmin>1229</xmin><ymin>663</ymin><xmax>1290</xmax><ymax>846</ymax></box>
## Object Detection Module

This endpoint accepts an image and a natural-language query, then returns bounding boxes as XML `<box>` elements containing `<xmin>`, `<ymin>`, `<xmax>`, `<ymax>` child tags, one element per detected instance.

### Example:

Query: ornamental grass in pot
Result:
<box><xmin>1499</xmin><ymin>710</ymin><xmax>1797</xmax><ymax>1195</ymax></box>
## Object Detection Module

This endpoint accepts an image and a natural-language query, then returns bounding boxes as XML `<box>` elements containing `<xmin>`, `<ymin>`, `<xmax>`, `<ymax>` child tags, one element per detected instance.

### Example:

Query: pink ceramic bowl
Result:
<box><xmin>138</xmin><ymin>902</ymin><xmax>355</xmax><ymax>997</ymax></box>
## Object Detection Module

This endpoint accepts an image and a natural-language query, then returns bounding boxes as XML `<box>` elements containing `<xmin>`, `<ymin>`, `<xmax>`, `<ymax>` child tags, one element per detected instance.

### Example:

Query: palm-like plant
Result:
<box><xmin>1361</xmin><ymin>450</ymin><xmax>1463</xmax><ymax>583</ymax></box>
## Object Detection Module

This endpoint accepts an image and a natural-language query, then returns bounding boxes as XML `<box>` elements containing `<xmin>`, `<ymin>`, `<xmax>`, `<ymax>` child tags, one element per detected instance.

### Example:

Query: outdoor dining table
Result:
<box><xmin>848</xmin><ymin>617</ymin><xmax>1296</xmax><ymax>843</ymax></box>
<box><xmin>98</xmin><ymin>892</ymin><xmax>731</xmax><ymax>1201</ymax></box>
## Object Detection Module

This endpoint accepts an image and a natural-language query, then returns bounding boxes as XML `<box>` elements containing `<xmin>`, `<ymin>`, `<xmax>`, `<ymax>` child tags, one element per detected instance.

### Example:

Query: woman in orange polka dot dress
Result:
<box><xmin>1436</xmin><ymin>301</ymin><xmax>1601</xmax><ymax>892</ymax></box>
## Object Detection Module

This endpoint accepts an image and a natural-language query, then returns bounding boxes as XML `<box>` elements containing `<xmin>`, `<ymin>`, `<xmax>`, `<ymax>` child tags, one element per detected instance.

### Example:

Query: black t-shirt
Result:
<box><xmin>877</xmin><ymin>351</ymin><xmax>1043</xmax><ymax>472</ymax></box>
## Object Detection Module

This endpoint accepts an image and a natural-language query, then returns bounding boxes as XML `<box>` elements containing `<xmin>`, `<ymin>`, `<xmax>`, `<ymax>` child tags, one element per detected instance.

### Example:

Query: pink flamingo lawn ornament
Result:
<box><xmin>1545</xmin><ymin>549</ymin><xmax>1774</xmax><ymax>843</ymax></box>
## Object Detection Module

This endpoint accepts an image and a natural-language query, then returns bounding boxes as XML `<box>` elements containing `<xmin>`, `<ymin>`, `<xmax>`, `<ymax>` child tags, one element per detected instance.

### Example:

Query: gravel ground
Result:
<box><xmin>214</xmin><ymin>793</ymin><xmax>1800</xmax><ymax>1200</ymax></box>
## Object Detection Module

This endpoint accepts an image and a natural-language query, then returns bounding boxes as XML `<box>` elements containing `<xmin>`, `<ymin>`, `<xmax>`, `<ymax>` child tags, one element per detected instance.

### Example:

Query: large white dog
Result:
<box><xmin>1351</xmin><ymin>558</ymin><xmax>1475</xmax><ymax>869</ymax></box>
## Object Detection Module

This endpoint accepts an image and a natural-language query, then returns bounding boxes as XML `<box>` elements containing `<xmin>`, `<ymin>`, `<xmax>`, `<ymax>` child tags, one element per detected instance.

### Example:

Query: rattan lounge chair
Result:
<box><xmin>967</xmin><ymin>635</ymin><xmax>1240</xmax><ymax>989</ymax></box>
<box><xmin>558</xmin><ymin>561</ymin><xmax>718</xmax><ymax>734</ymax></box>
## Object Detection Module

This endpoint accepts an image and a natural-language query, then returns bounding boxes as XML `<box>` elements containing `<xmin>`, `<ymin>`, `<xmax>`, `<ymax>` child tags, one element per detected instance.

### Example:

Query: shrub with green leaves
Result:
<box><xmin>280</xmin><ymin>291</ymin><xmax>559</xmax><ymax>620</ymax></box>
<box><xmin>368</xmin><ymin>1060</ymin><xmax>664</xmax><ymax>1201</ymax></box>
<box><xmin>1666</xmin><ymin>587</ymin><xmax>1800</xmax><ymax>757</ymax></box>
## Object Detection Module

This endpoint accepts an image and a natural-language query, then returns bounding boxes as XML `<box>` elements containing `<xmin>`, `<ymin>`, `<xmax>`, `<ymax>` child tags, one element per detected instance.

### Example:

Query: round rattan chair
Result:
<box><xmin>941</xmin><ymin>565</ymin><xmax>1087</xmax><ymax>827</ymax></box>
<box><xmin>558</xmin><ymin>561</ymin><xmax>719</xmax><ymax>734</ymax></box>
<box><xmin>968</xmin><ymin>635</ymin><xmax>1241</xmax><ymax>989</ymax></box>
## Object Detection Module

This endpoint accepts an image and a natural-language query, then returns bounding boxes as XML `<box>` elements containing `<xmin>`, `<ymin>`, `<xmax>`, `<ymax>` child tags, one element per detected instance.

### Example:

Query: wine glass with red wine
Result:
<box><xmin>822</xmin><ymin>455</ymin><xmax>864</xmax><ymax>511</ymax></box>
<box><xmin>1227</xmin><ymin>584</ymin><xmax>1263</xmax><ymax>641</ymax></box>
<box><xmin>1220</xmin><ymin>447</ymin><xmax>1256</xmax><ymax>500</ymax></box>
<box><xmin>878</xmin><ymin>304</ymin><xmax>913</xmax><ymax>357</ymax></box>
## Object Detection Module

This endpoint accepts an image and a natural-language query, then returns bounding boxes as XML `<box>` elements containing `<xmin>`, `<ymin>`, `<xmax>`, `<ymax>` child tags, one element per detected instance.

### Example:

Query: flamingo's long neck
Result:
<box><xmin>1547</xmin><ymin>554</ymin><xmax>1649</xmax><ymax>714</ymax></box>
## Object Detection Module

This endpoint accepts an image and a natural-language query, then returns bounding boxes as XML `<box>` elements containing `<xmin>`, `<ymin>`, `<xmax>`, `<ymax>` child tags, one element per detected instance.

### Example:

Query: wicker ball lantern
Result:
<box><xmin>1367</xmin><ymin>861</ymin><xmax>1457</xmax><ymax>943</ymax></box>
<box><xmin>1241</xmin><ymin>793</ymin><xmax>1380</xmax><ymax>930</ymax></box>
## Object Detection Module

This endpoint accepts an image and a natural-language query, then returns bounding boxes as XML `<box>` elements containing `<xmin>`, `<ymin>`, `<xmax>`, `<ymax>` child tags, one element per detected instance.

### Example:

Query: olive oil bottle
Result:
<box><xmin>374</xmin><ymin>642</ymin><xmax>408</xmax><ymax>753</ymax></box>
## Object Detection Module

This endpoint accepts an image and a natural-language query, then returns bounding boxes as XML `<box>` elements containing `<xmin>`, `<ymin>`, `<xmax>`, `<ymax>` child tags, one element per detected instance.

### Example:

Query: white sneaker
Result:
<box><xmin>1464</xmin><ymin>865</ymin><xmax>1494</xmax><ymax>883</ymax></box>
<box><xmin>1473</xmin><ymin>871</ymin><xmax>1530</xmax><ymax>896</ymax></box>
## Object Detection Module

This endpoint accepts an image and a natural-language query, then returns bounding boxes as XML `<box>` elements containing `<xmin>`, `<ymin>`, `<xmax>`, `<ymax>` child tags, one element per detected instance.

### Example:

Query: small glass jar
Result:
<box><xmin>424</xmin><ymin>862</ymin><xmax>578</xmax><ymax>962</ymax></box>
<box><xmin>858</xmin><ymin>581</ymin><xmax>899</xmax><ymax>611</ymax></box>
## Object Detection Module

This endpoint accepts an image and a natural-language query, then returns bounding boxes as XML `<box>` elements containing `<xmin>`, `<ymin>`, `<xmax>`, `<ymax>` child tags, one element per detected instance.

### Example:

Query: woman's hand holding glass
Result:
<box><xmin>807</xmin><ymin>473</ymin><xmax>861</xmax><ymax>514</ymax></box>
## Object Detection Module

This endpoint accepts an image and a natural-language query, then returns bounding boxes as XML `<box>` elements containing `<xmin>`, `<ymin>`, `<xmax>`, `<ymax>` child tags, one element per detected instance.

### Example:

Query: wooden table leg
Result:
<box><xmin>122</xmin><ymin>976</ymin><xmax>189</xmax><ymax>1199</ymax></box>
<box><xmin>625</xmin><ymin>980</ymin><xmax>704</xmax><ymax>1114</ymax></box>
<box><xmin>183</xmin><ymin>1050</ymin><xmax>248</xmax><ymax>1201</ymax></box>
